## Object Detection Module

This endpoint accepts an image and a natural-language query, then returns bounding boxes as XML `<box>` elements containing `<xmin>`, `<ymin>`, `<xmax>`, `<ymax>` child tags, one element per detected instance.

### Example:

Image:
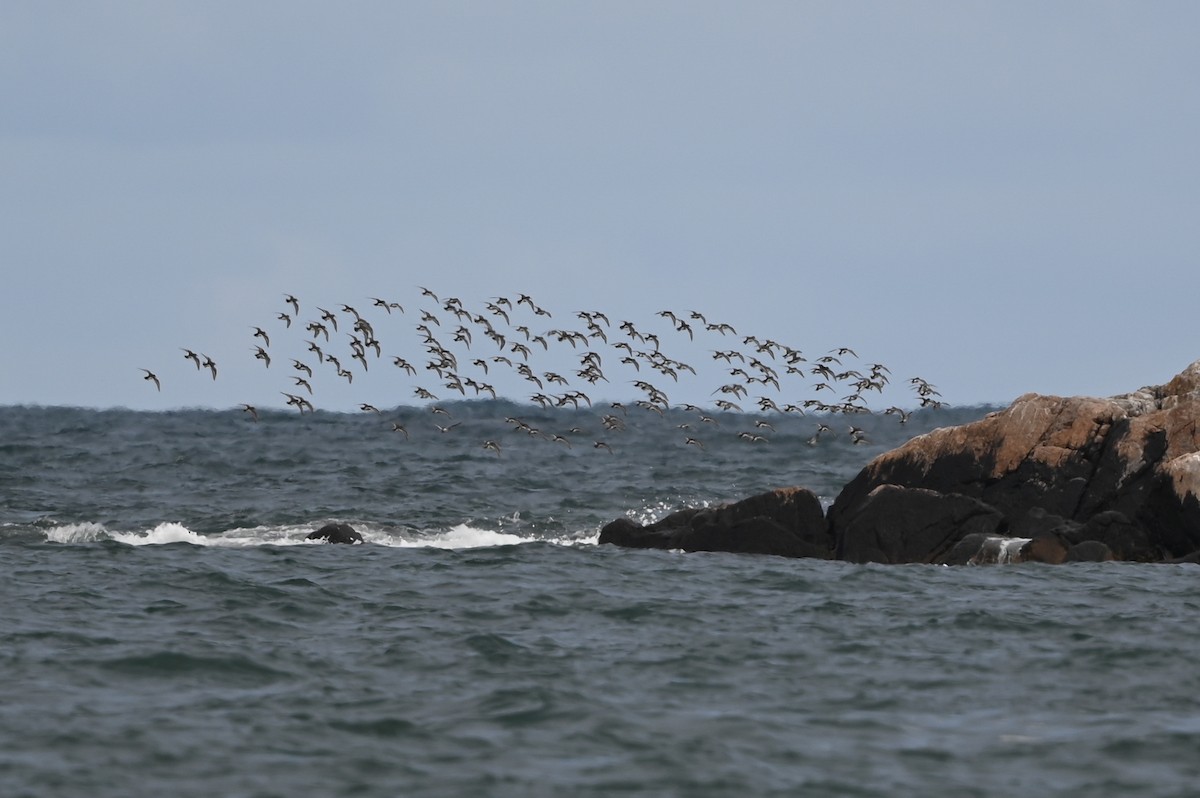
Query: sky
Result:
<box><xmin>2</xmin><ymin>2</ymin><xmax>1198</xmax><ymax>413</ymax></box>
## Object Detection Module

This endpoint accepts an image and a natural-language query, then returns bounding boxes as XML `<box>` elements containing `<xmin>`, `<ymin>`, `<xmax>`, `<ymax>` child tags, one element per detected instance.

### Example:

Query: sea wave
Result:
<box><xmin>40</xmin><ymin>520</ymin><xmax>598</xmax><ymax>549</ymax></box>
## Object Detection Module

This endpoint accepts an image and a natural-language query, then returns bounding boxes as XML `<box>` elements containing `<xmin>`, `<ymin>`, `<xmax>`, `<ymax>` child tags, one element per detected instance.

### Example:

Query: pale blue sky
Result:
<box><xmin>3</xmin><ymin>3</ymin><xmax>1197</xmax><ymax>412</ymax></box>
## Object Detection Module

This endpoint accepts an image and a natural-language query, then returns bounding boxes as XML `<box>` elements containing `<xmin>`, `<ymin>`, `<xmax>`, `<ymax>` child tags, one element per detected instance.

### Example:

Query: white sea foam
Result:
<box><xmin>208</xmin><ymin>524</ymin><xmax>323</xmax><ymax>547</ymax></box>
<box><xmin>109</xmin><ymin>522</ymin><xmax>209</xmax><ymax>546</ymax></box>
<box><xmin>41</xmin><ymin>520</ymin><xmax>598</xmax><ymax>549</ymax></box>
<box><xmin>566</xmin><ymin>531</ymin><xmax>601</xmax><ymax>546</ymax></box>
<box><xmin>391</xmin><ymin>524</ymin><xmax>528</xmax><ymax>549</ymax></box>
<box><xmin>627</xmin><ymin>498</ymin><xmax>712</xmax><ymax>526</ymax></box>
<box><xmin>997</xmin><ymin>537</ymin><xmax>1033</xmax><ymax>564</ymax></box>
<box><xmin>363</xmin><ymin>522</ymin><xmax>597</xmax><ymax>548</ymax></box>
<box><xmin>44</xmin><ymin>522</ymin><xmax>109</xmax><ymax>544</ymax></box>
<box><xmin>968</xmin><ymin>535</ymin><xmax>1034</xmax><ymax>565</ymax></box>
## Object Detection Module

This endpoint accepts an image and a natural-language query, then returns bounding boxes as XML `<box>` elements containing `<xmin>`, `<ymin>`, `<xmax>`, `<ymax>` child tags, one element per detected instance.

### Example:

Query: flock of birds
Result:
<box><xmin>139</xmin><ymin>288</ymin><xmax>944</xmax><ymax>455</ymax></box>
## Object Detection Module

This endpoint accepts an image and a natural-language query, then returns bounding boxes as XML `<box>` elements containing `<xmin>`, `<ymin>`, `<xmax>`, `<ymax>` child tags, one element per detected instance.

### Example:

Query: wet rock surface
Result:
<box><xmin>306</xmin><ymin>522</ymin><xmax>363</xmax><ymax>544</ymax></box>
<box><xmin>599</xmin><ymin>487</ymin><xmax>831</xmax><ymax>559</ymax></box>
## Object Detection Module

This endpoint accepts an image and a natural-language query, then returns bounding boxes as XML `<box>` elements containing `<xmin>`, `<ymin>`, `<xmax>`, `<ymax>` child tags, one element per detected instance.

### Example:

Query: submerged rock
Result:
<box><xmin>306</xmin><ymin>522</ymin><xmax>363</xmax><ymax>544</ymax></box>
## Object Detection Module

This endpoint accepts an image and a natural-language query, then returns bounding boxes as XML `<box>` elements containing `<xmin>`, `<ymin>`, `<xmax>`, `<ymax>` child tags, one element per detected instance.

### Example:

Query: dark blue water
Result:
<box><xmin>3</xmin><ymin>404</ymin><xmax>1199</xmax><ymax>797</ymax></box>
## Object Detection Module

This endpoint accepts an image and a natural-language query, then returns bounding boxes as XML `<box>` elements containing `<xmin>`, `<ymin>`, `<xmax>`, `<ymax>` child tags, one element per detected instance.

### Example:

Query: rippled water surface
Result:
<box><xmin>3</xmin><ymin>404</ymin><xmax>1199</xmax><ymax>797</ymax></box>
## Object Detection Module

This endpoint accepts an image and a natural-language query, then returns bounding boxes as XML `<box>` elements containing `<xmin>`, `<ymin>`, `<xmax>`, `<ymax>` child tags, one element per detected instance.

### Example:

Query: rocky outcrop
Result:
<box><xmin>599</xmin><ymin>361</ymin><xmax>1200</xmax><ymax>564</ymax></box>
<box><xmin>306</xmin><ymin>522</ymin><xmax>363</xmax><ymax>544</ymax></box>
<box><xmin>599</xmin><ymin>487</ymin><xmax>831</xmax><ymax>559</ymax></box>
<box><xmin>827</xmin><ymin>361</ymin><xmax>1200</xmax><ymax>563</ymax></box>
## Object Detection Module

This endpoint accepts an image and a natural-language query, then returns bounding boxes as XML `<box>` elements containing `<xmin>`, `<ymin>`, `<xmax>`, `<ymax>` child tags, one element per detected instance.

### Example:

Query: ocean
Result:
<box><xmin>3</xmin><ymin>403</ymin><xmax>1199</xmax><ymax>797</ymax></box>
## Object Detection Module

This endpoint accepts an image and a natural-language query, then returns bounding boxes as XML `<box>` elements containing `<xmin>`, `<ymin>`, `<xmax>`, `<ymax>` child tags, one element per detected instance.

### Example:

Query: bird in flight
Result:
<box><xmin>371</xmin><ymin>297</ymin><xmax>403</xmax><ymax>313</ymax></box>
<box><xmin>281</xmin><ymin>392</ymin><xmax>313</xmax><ymax>414</ymax></box>
<box><xmin>148</xmin><ymin>284</ymin><xmax>929</xmax><ymax>452</ymax></box>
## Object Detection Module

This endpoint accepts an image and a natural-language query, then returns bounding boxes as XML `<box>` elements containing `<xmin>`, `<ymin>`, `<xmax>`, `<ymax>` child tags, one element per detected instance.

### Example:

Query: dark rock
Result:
<box><xmin>306</xmin><ymin>522</ymin><xmax>363</xmax><ymax>544</ymax></box>
<box><xmin>828</xmin><ymin>360</ymin><xmax>1200</xmax><ymax>563</ymax></box>
<box><xmin>1065</xmin><ymin>540</ymin><xmax>1114</xmax><ymax>562</ymax></box>
<box><xmin>686</xmin><ymin>516</ymin><xmax>831</xmax><ymax>559</ymax></box>
<box><xmin>599</xmin><ymin>487</ymin><xmax>830</xmax><ymax>559</ymax></box>
<box><xmin>835</xmin><ymin>485</ymin><xmax>1005</xmax><ymax>564</ymax></box>
<box><xmin>1007</xmin><ymin>507</ymin><xmax>1079</xmax><ymax>541</ymax></box>
<box><xmin>940</xmin><ymin>530</ymin><xmax>1068</xmax><ymax>565</ymax></box>
<box><xmin>1069</xmin><ymin>511</ymin><xmax>1156</xmax><ymax>562</ymax></box>
<box><xmin>1020</xmin><ymin>533</ymin><xmax>1070</xmax><ymax>565</ymax></box>
<box><xmin>598</xmin><ymin>517</ymin><xmax>674</xmax><ymax>550</ymax></box>
<box><xmin>942</xmin><ymin>533</ymin><xmax>1001</xmax><ymax>566</ymax></box>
